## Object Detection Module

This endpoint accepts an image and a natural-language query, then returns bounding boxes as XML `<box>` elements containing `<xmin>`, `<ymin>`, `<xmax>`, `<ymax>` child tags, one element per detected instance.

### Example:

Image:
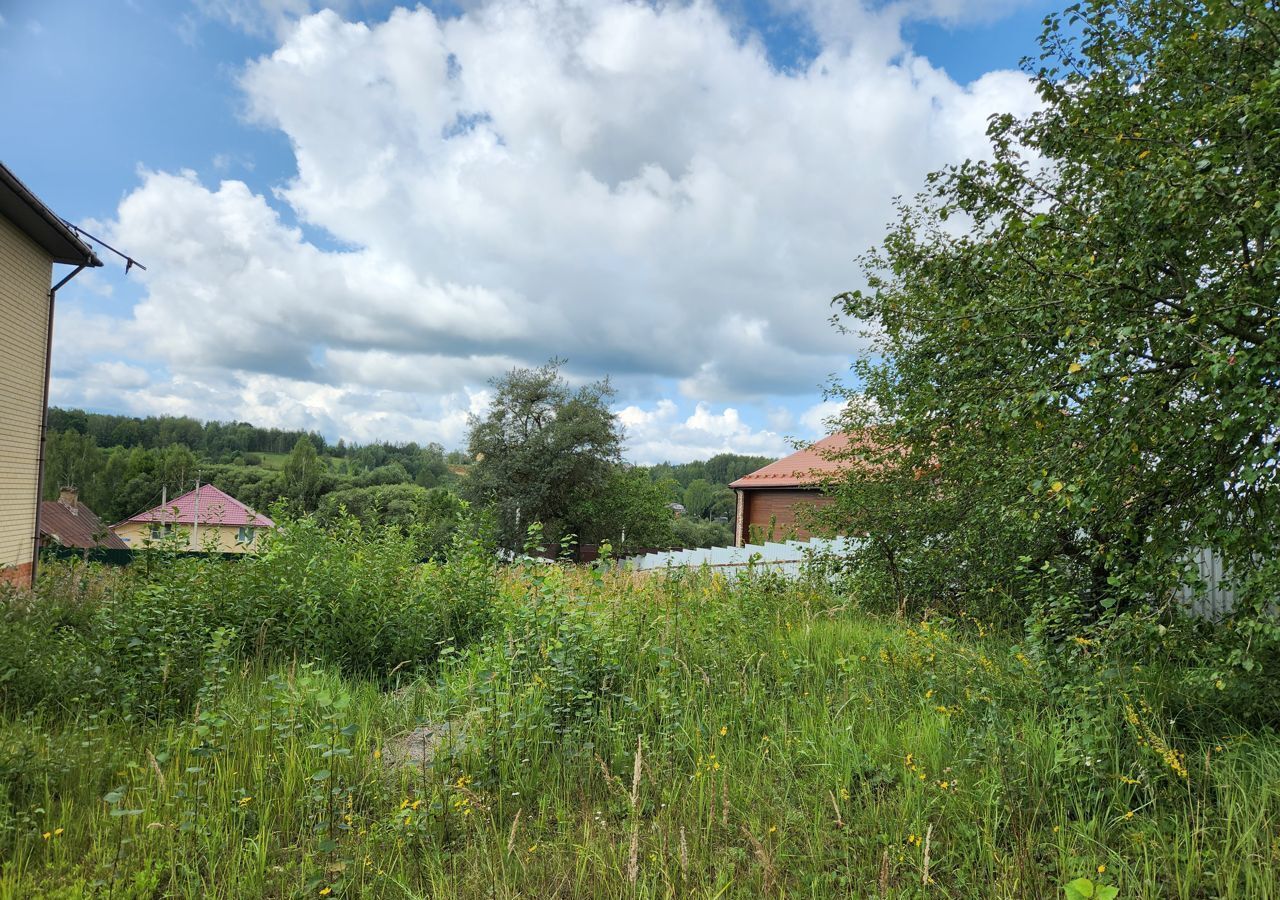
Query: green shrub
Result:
<box><xmin>0</xmin><ymin>514</ymin><xmax>497</xmax><ymax>720</ymax></box>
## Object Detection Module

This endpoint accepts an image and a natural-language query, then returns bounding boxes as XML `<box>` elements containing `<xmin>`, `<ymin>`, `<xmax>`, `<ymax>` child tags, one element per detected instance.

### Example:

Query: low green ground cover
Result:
<box><xmin>0</xmin><ymin>537</ymin><xmax>1276</xmax><ymax>898</ymax></box>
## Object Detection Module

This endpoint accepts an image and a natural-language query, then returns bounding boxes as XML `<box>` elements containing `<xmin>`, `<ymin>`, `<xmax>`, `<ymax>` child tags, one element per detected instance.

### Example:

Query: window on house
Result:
<box><xmin>149</xmin><ymin>523</ymin><xmax>175</xmax><ymax>540</ymax></box>
<box><xmin>236</xmin><ymin>526</ymin><xmax>255</xmax><ymax>545</ymax></box>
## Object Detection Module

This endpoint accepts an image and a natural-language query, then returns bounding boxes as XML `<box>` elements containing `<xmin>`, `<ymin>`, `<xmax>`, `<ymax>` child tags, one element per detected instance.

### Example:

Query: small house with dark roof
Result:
<box><xmin>729</xmin><ymin>433</ymin><xmax>856</xmax><ymax>546</ymax></box>
<box><xmin>39</xmin><ymin>487</ymin><xmax>129</xmax><ymax>552</ymax></box>
<box><xmin>113</xmin><ymin>483</ymin><xmax>275</xmax><ymax>553</ymax></box>
<box><xmin>0</xmin><ymin>162</ymin><xmax>102</xmax><ymax>587</ymax></box>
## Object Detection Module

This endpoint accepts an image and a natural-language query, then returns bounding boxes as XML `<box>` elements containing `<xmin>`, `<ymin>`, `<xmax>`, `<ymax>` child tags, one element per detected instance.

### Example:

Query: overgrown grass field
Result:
<box><xmin>1</xmin><ymin>526</ymin><xmax>1277</xmax><ymax>897</ymax></box>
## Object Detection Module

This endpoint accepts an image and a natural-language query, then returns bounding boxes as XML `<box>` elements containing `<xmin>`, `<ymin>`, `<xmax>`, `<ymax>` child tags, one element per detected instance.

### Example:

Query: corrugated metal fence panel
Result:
<box><xmin>1177</xmin><ymin>548</ymin><xmax>1238</xmax><ymax>621</ymax></box>
<box><xmin>624</xmin><ymin>540</ymin><xmax>1245</xmax><ymax>622</ymax></box>
<box><xmin>621</xmin><ymin>536</ymin><xmax>861</xmax><ymax>575</ymax></box>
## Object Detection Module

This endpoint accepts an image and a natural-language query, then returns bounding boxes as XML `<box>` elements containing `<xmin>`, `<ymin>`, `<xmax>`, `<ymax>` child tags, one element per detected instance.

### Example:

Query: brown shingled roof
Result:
<box><xmin>39</xmin><ymin>497</ymin><xmax>129</xmax><ymax>550</ymax></box>
<box><xmin>729</xmin><ymin>433</ymin><xmax>862</xmax><ymax>489</ymax></box>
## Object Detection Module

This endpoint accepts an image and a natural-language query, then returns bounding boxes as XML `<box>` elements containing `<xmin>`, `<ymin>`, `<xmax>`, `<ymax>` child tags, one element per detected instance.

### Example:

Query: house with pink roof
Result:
<box><xmin>112</xmin><ymin>483</ymin><xmax>275</xmax><ymax>553</ymax></box>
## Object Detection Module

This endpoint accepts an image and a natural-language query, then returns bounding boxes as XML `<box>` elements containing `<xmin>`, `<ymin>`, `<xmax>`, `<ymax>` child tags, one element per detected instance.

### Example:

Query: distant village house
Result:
<box><xmin>113</xmin><ymin>484</ymin><xmax>274</xmax><ymax>553</ymax></box>
<box><xmin>0</xmin><ymin>163</ymin><xmax>102</xmax><ymax>587</ymax></box>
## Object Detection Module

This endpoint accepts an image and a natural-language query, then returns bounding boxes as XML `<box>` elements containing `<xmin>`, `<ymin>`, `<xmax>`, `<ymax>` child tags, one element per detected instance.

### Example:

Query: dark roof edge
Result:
<box><xmin>0</xmin><ymin>162</ymin><xmax>102</xmax><ymax>267</ymax></box>
<box><xmin>730</xmin><ymin>482</ymin><xmax>825</xmax><ymax>490</ymax></box>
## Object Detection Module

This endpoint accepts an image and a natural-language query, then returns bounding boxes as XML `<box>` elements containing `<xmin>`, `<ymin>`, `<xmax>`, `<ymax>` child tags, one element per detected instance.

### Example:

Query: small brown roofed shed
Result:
<box><xmin>39</xmin><ymin>489</ymin><xmax>129</xmax><ymax>551</ymax></box>
<box><xmin>729</xmin><ymin>433</ymin><xmax>859</xmax><ymax>546</ymax></box>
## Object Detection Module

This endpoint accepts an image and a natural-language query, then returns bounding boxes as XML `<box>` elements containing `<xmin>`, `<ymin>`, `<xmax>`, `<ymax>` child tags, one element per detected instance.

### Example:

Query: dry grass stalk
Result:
<box><xmin>595</xmin><ymin>754</ymin><xmax>625</xmax><ymax>795</ymax></box>
<box><xmin>679</xmin><ymin>826</ymin><xmax>688</xmax><ymax>877</ymax></box>
<box><xmin>627</xmin><ymin>823</ymin><xmax>640</xmax><ymax>885</ymax></box>
<box><xmin>146</xmin><ymin>749</ymin><xmax>165</xmax><ymax>789</ymax></box>
<box><xmin>922</xmin><ymin>823</ymin><xmax>933</xmax><ymax>887</ymax></box>
<box><xmin>630</xmin><ymin>736</ymin><xmax>643</xmax><ymax>807</ymax></box>
<box><xmin>721</xmin><ymin>779</ymin><xmax>729</xmax><ymax>827</ymax></box>
<box><xmin>507</xmin><ymin>808</ymin><xmax>522</xmax><ymax>854</ymax></box>
<box><xmin>827</xmin><ymin>790</ymin><xmax>844</xmax><ymax>829</ymax></box>
<box><xmin>878</xmin><ymin>848</ymin><xmax>890</xmax><ymax>896</ymax></box>
<box><xmin>740</xmin><ymin>825</ymin><xmax>776</xmax><ymax>894</ymax></box>
<box><xmin>627</xmin><ymin>736</ymin><xmax>643</xmax><ymax>885</ymax></box>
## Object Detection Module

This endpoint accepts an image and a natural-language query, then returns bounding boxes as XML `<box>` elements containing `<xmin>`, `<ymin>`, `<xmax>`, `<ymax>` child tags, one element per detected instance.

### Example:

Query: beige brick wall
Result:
<box><xmin>0</xmin><ymin>213</ymin><xmax>54</xmax><ymax>582</ymax></box>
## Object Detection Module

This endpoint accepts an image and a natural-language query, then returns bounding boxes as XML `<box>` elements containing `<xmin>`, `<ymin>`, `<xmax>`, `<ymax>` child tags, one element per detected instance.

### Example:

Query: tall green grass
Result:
<box><xmin>1</xmin><ymin>559</ymin><xmax>1277</xmax><ymax>898</ymax></box>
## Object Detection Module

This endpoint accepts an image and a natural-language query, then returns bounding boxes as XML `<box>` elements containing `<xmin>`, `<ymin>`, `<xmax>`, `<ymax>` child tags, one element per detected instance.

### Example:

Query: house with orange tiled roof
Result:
<box><xmin>728</xmin><ymin>433</ymin><xmax>859</xmax><ymax>546</ymax></box>
<box><xmin>113</xmin><ymin>483</ymin><xmax>274</xmax><ymax>553</ymax></box>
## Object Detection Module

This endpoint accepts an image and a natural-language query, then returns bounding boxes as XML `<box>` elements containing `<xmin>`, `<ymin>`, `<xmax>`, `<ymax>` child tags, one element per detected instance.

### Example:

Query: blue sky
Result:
<box><xmin>0</xmin><ymin>0</ymin><xmax>1055</xmax><ymax>462</ymax></box>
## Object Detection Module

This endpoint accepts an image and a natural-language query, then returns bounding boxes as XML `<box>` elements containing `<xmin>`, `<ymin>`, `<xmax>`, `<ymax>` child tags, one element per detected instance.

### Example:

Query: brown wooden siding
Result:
<box><xmin>0</xmin><ymin>212</ymin><xmax>53</xmax><ymax>583</ymax></box>
<box><xmin>736</xmin><ymin>488</ymin><xmax>832</xmax><ymax>546</ymax></box>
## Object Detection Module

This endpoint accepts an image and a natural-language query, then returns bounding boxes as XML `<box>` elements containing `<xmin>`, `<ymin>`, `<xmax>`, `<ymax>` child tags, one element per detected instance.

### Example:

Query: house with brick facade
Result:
<box><xmin>729</xmin><ymin>433</ymin><xmax>854</xmax><ymax>547</ymax></box>
<box><xmin>0</xmin><ymin>163</ymin><xmax>101</xmax><ymax>587</ymax></box>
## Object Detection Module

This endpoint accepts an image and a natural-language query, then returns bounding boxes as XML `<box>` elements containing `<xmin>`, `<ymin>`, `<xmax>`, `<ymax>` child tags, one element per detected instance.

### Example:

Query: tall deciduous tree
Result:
<box><xmin>42</xmin><ymin>430</ymin><xmax>105</xmax><ymax>502</ymax></box>
<box><xmin>681</xmin><ymin>479</ymin><xmax>716</xmax><ymax>519</ymax></box>
<box><xmin>466</xmin><ymin>360</ymin><xmax>622</xmax><ymax>550</ymax></box>
<box><xmin>830</xmin><ymin>1</ymin><xmax>1280</xmax><ymax>682</ymax></box>
<box><xmin>284</xmin><ymin>436</ymin><xmax>327</xmax><ymax>511</ymax></box>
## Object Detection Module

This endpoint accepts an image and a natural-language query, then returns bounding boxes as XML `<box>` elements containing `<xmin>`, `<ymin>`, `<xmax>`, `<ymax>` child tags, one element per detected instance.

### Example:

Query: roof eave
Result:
<box><xmin>0</xmin><ymin>162</ymin><xmax>103</xmax><ymax>267</ymax></box>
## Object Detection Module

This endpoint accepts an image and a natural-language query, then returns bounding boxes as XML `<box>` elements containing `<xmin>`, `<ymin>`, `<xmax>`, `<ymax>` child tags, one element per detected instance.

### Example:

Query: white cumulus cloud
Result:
<box><xmin>62</xmin><ymin>0</ymin><xmax>1040</xmax><ymax>460</ymax></box>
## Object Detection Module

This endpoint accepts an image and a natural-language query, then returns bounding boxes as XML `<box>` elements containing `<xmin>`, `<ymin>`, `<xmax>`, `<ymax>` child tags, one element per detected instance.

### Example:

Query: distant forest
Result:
<box><xmin>47</xmin><ymin>408</ymin><xmax>336</xmax><ymax>458</ymax></box>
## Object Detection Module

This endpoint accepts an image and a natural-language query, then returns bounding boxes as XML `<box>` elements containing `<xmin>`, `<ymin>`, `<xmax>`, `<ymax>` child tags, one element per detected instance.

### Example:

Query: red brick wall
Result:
<box><xmin>0</xmin><ymin>560</ymin><xmax>33</xmax><ymax>589</ymax></box>
<box><xmin>737</xmin><ymin>488</ymin><xmax>832</xmax><ymax>545</ymax></box>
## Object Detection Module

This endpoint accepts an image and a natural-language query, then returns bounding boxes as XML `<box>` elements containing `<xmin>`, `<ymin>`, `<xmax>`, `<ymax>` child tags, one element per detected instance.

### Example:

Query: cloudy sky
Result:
<box><xmin>1</xmin><ymin>0</ymin><xmax>1048</xmax><ymax>462</ymax></box>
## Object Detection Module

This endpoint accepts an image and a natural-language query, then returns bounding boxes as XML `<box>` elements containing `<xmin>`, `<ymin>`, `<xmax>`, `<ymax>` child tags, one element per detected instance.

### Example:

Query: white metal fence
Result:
<box><xmin>1176</xmin><ymin>548</ymin><xmax>1239</xmax><ymax>620</ymax></box>
<box><xmin>621</xmin><ymin>536</ymin><xmax>861</xmax><ymax>578</ymax></box>
<box><xmin>623</xmin><ymin>539</ymin><xmax>1245</xmax><ymax>621</ymax></box>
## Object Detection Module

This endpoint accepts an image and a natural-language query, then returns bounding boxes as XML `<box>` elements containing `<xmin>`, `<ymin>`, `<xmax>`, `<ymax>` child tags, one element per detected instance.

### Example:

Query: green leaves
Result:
<box><xmin>1064</xmin><ymin>877</ymin><xmax>1119</xmax><ymax>900</ymax></box>
<box><xmin>831</xmin><ymin>0</ymin><xmax>1280</xmax><ymax>663</ymax></box>
<box><xmin>464</xmin><ymin>359</ymin><xmax>630</xmax><ymax>552</ymax></box>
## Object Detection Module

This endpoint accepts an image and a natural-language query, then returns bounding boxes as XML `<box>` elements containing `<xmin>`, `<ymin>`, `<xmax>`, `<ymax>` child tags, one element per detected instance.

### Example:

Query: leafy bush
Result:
<box><xmin>672</xmin><ymin>516</ymin><xmax>733</xmax><ymax>549</ymax></box>
<box><xmin>0</xmin><ymin>515</ymin><xmax>497</xmax><ymax>719</ymax></box>
<box><xmin>314</xmin><ymin>484</ymin><xmax>466</xmax><ymax>560</ymax></box>
<box><xmin>822</xmin><ymin>0</ymin><xmax>1280</xmax><ymax>727</ymax></box>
